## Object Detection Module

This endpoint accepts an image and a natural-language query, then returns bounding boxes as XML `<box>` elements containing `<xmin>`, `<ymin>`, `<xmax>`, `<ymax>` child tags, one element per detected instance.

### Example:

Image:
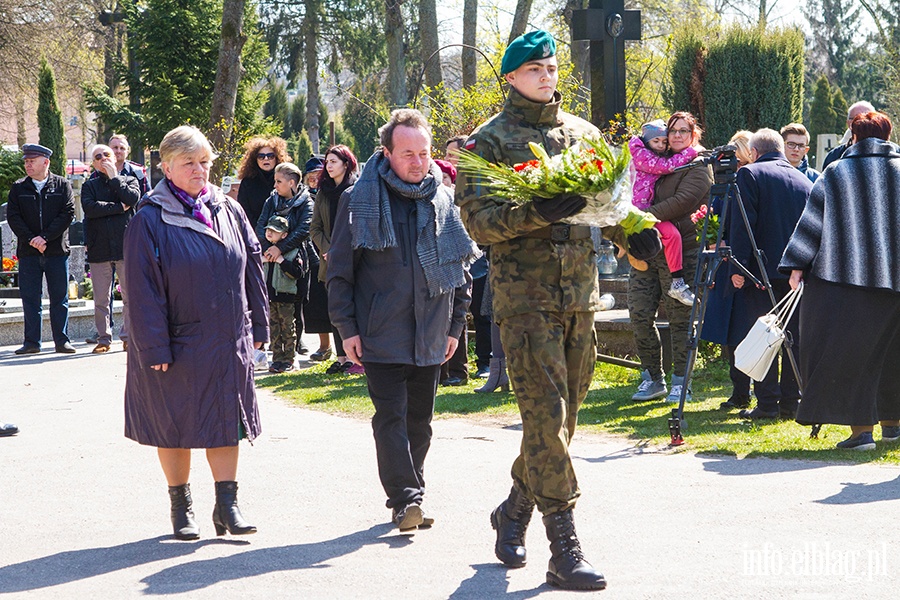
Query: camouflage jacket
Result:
<box><xmin>455</xmin><ymin>88</ymin><xmax>603</xmax><ymax>320</ymax></box>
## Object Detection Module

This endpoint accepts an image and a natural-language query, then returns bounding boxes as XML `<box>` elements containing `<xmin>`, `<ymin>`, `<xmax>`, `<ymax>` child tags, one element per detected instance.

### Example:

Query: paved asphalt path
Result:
<box><xmin>2</xmin><ymin>337</ymin><xmax>900</xmax><ymax>599</ymax></box>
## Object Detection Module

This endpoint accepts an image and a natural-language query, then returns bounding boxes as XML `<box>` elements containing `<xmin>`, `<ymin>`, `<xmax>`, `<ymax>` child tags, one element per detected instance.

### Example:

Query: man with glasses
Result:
<box><xmin>81</xmin><ymin>144</ymin><xmax>140</xmax><ymax>353</ymax></box>
<box><xmin>780</xmin><ymin>123</ymin><xmax>820</xmax><ymax>184</ymax></box>
<box><xmin>7</xmin><ymin>144</ymin><xmax>76</xmax><ymax>354</ymax></box>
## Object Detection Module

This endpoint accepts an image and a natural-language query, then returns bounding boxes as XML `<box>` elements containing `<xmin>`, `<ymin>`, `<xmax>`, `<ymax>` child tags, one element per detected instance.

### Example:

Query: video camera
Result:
<box><xmin>672</xmin><ymin>144</ymin><xmax>739</xmax><ymax>186</ymax></box>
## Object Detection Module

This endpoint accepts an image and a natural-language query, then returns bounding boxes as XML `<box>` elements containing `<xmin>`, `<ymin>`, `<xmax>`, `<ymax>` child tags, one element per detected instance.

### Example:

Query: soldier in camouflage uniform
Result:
<box><xmin>628</xmin><ymin>112</ymin><xmax>711</xmax><ymax>403</ymax></box>
<box><xmin>455</xmin><ymin>30</ymin><xmax>661</xmax><ymax>592</ymax></box>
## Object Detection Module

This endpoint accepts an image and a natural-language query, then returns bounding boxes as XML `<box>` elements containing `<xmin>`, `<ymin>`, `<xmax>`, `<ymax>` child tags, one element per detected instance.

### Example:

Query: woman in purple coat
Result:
<box><xmin>122</xmin><ymin>126</ymin><xmax>269</xmax><ymax>540</ymax></box>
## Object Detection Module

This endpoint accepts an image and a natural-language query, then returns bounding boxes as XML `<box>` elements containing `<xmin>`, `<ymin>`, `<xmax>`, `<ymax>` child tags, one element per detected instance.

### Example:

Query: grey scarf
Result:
<box><xmin>349</xmin><ymin>151</ymin><xmax>479</xmax><ymax>297</ymax></box>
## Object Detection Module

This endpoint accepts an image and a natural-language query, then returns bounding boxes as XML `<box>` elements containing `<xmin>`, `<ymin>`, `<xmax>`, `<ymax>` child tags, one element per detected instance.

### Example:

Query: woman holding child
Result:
<box><xmin>256</xmin><ymin>162</ymin><xmax>314</xmax><ymax>373</ymax></box>
<box><xmin>628</xmin><ymin>111</ymin><xmax>711</xmax><ymax>403</ymax></box>
<box><xmin>123</xmin><ymin>125</ymin><xmax>268</xmax><ymax>540</ymax></box>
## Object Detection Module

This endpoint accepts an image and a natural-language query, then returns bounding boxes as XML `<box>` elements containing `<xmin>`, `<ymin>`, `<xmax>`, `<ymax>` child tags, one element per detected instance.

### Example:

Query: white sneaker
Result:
<box><xmin>253</xmin><ymin>349</ymin><xmax>268</xmax><ymax>370</ymax></box>
<box><xmin>667</xmin><ymin>279</ymin><xmax>696</xmax><ymax>306</ymax></box>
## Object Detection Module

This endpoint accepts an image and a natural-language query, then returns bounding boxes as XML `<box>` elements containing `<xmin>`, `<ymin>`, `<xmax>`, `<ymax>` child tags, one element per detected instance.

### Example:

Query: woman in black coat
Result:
<box><xmin>236</xmin><ymin>136</ymin><xmax>290</xmax><ymax>229</ymax></box>
<box><xmin>123</xmin><ymin>126</ymin><xmax>269</xmax><ymax>540</ymax></box>
<box><xmin>780</xmin><ymin>111</ymin><xmax>900</xmax><ymax>450</ymax></box>
<box><xmin>309</xmin><ymin>146</ymin><xmax>359</xmax><ymax>371</ymax></box>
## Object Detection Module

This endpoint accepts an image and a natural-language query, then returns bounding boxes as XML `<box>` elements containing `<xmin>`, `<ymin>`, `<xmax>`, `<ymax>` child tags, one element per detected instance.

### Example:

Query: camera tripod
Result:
<box><xmin>667</xmin><ymin>146</ymin><xmax>802</xmax><ymax>446</ymax></box>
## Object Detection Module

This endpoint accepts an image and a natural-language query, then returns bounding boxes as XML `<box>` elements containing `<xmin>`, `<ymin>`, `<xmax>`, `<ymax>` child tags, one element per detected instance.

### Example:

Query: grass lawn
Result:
<box><xmin>258</xmin><ymin>349</ymin><xmax>900</xmax><ymax>465</ymax></box>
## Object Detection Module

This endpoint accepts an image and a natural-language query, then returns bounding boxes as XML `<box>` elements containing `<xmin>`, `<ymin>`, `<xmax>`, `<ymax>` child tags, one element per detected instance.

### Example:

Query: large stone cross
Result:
<box><xmin>572</xmin><ymin>0</ymin><xmax>641</xmax><ymax>128</ymax></box>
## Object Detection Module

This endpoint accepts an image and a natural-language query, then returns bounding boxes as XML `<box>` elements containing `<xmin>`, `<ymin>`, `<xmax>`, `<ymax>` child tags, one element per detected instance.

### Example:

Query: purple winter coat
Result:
<box><xmin>122</xmin><ymin>180</ymin><xmax>269</xmax><ymax>448</ymax></box>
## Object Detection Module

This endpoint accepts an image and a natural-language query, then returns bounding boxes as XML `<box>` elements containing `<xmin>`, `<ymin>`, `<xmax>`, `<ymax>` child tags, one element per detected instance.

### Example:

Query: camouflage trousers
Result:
<box><xmin>498</xmin><ymin>311</ymin><xmax>596</xmax><ymax>515</ymax></box>
<box><xmin>269</xmin><ymin>301</ymin><xmax>296</xmax><ymax>363</ymax></box>
<box><xmin>627</xmin><ymin>247</ymin><xmax>699</xmax><ymax>380</ymax></box>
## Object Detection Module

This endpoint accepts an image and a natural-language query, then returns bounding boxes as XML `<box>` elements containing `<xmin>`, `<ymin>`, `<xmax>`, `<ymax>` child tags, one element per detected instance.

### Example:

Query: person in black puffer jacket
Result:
<box><xmin>81</xmin><ymin>144</ymin><xmax>141</xmax><ymax>352</ymax></box>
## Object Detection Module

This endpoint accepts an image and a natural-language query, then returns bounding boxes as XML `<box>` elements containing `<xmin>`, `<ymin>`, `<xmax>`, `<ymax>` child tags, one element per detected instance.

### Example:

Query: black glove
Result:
<box><xmin>532</xmin><ymin>194</ymin><xmax>587</xmax><ymax>223</ymax></box>
<box><xmin>627</xmin><ymin>228</ymin><xmax>663</xmax><ymax>261</ymax></box>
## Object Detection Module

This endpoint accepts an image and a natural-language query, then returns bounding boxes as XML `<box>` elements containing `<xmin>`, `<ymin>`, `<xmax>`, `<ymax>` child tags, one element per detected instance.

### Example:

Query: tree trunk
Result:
<box><xmin>208</xmin><ymin>0</ymin><xmax>247</xmax><ymax>183</ymax></box>
<box><xmin>15</xmin><ymin>97</ymin><xmax>26</xmax><ymax>148</ymax></box>
<box><xmin>385</xmin><ymin>0</ymin><xmax>408</xmax><ymax>107</ymax></box>
<box><xmin>303</xmin><ymin>0</ymin><xmax>321</xmax><ymax>153</ymax></box>
<box><xmin>461</xmin><ymin>0</ymin><xmax>477</xmax><ymax>88</ymax></box>
<box><xmin>508</xmin><ymin>0</ymin><xmax>534</xmax><ymax>45</ymax></box>
<box><xmin>419</xmin><ymin>0</ymin><xmax>442</xmax><ymax>90</ymax></box>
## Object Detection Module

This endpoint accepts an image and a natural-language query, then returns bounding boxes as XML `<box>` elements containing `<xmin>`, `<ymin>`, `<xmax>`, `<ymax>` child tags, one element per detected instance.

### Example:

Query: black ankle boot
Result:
<box><xmin>490</xmin><ymin>486</ymin><xmax>535</xmax><ymax>567</ymax></box>
<box><xmin>212</xmin><ymin>481</ymin><xmax>257</xmax><ymax>536</ymax></box>
<box><xmin>543</xmin><ymin>509</ymin><xmax>606</xmax><ymax>590</ymax></box>
<box><xmin>168</xmin><ymin>484</ymin><xmax>200</xmax><ymax>540</ymax></box>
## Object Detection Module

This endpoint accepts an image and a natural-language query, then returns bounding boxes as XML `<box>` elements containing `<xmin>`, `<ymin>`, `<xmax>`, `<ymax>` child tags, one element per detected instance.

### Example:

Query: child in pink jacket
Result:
<box><xmin>629</xmin><ymin>119</ymin><xmax>698</xmax><ymax>306</ymax></box>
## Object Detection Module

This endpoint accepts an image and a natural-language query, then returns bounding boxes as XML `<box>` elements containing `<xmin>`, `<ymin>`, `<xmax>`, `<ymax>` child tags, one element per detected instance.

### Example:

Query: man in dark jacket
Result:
<box><xmin>729</xmin><ymin>128</ymin><xmax>813</xmax><ymax>420</ymax></box>
<box><xmin>6</xmin><ymin>144</ymin><xmax>76</xmax><ymax>354</ymax></box>
<box><xmin>328</xmin><ymin>108</ymin><xmax>476</xmax><ymax>532</ymax></box>
<box><xmin>82</xmin><ymin>144</ymin><xmax>140</xmax><ymax>353</ymax></box>
<box><xmin>107</xmin><ymin>134</ymin><xmax>148</xmax><ymax>197</ymax></box>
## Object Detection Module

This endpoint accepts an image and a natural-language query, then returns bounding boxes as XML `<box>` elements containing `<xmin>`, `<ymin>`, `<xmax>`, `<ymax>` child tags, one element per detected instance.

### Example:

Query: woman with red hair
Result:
<box><xmin>780</xmin><ymin>111</ymin><xmax>900</xmax><ymax>450</ymax></box>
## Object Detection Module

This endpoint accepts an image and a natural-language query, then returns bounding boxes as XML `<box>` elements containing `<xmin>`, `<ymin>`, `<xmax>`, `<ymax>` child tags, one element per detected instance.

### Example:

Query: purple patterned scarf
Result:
<box><xmin>166</xmin><ymin>179</ymin><xmax>214</xmax><ymax>228</ymax></box>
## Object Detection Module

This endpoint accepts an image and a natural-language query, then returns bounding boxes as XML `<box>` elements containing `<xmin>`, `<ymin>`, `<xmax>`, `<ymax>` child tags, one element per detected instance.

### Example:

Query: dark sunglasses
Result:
<box><xmin>257</xmin><ymin>152</ymin><xmax>276</xmax><ymax>160</ymax></box>
<box><xmin>94</xmin><ymin>151</ymin><xmax>112</xmax><ymax>160</ymax></box>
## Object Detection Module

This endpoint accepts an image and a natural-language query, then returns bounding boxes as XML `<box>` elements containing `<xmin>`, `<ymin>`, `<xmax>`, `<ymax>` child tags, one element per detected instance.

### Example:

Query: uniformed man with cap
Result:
<box><xmin>456</xmin><ymin>30</ymin><xmax>660</xmax><ymax>591</ymax></box>
<box><xmin>6</xmin><ymin>143</ymin><xmax>76</xmax><ymax>354</ymax></box>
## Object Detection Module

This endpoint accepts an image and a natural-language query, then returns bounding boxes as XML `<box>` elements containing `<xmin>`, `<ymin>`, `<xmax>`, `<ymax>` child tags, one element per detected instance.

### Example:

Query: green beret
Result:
<box><xmin>501</xmin><ymin>30</ymin><xmax>557</xmax><ymax>75</ymax></box>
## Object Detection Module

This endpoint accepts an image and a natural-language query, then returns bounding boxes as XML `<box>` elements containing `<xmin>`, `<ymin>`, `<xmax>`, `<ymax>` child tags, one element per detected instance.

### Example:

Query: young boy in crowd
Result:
<box><xmin>628</xmin><ymin>119</ymin><xmax>699</xmax><ymax>306</ymax></box>
<box><xmin>262</xmin><ymin>215</ymin><xmax>305</xmax><ymax>373</ymax></box>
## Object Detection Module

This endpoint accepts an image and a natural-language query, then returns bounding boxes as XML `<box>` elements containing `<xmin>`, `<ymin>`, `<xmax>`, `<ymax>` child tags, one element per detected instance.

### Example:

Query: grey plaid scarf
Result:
<box><xmin>349</xmin><ymin>150</ymin><xmax>479</xmax><ymax>297</ymax></box>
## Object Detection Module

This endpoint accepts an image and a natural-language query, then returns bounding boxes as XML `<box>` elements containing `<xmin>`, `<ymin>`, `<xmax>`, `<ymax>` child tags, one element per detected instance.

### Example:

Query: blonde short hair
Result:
<box><xmin>159</xmin><ymin>126</ymin><xmax>218</xmax><ymax>165</ymax></box>
<box><xmin>274</xmin><ymin>162</ymin><xmax>303</xmax><ymax>183</ymax></box>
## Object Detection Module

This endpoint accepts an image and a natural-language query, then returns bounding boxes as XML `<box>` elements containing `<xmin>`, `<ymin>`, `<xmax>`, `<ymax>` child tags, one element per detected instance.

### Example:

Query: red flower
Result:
<box><xmin>691</xmin><ymin>204</ymin><xmax>709</xmax><ymax>224</ymax></box>
<box><xmin>513</xmin><ymin>159</ymin><xmax>541</xmax><ymax>172</ymax></box>
<box><xmin>594</xmin><ymin>160</ymin><xmax>604</xmax><ymax>172</ymax></box>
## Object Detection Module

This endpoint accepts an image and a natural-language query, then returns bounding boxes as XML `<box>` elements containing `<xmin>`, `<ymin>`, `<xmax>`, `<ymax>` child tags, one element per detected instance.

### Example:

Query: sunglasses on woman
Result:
<box><xmin>94</xmin><ymin>151</ymin><xmax>112</xmax><ymax>160</ymax></box>
<box><xmin>257</xmin><ymin>152</ymin><xmax>276</xmax><ymax>160</ymax></box>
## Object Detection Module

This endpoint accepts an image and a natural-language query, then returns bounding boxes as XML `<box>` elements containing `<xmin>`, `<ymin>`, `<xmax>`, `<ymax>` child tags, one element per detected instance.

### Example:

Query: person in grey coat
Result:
<box><xmin>780</xmin><ymin>111</ymin><xmax>900</xmax><ymax>451</ymax></box>
<box><xmin>327</xmin><ymin>109</ymin><xmax>477</xmax><ymax>532</ymax></box>
<box><xmin>122</xmin><ymin>126</ymin><xmax>269</xmax><ymax>541</ymax></box>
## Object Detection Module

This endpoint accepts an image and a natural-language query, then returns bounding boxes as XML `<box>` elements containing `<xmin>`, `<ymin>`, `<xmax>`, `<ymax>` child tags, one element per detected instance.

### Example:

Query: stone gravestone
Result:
<box><xmin>572</xmin><ymin>0</ymin><xmax>641</xmax><ymax>129</ymax></box>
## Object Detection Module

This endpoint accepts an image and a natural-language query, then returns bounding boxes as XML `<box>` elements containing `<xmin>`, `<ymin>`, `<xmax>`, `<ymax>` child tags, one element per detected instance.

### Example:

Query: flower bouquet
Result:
<box><xmin>457</xmin><ymin>136</ymin><xmax>657</xmax><ymax>235</ymax></box>
<box><xmin>691</xmin><ymin>204</ymin><xmax>720</xmax><ymax>248</ymax></box>
<box><xmin>0</xmin><ymin>255</ymin><xmax>17</xmax><ymax>287</ymax></box>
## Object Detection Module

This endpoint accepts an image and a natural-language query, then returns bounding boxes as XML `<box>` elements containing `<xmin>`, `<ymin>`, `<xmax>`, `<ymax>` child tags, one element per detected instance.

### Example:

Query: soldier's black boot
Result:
<box><xmin>212</xmin><ymin>481</ymin><xmax>257</xmax><ymax>536</ymax></box>
<box><xmin>543</xmin><ymin>509</ymin><xmax>606</xmax><ymax>590</ymax></box>
<box><xmin>168</xmin><ymin>484</ymin><xmax>200</xmax><ymax>540</ymax></box>
<box><xmin>490</xmin><ymin>486</ymin><xmax>535</xmax><ymax>567</ymax></box>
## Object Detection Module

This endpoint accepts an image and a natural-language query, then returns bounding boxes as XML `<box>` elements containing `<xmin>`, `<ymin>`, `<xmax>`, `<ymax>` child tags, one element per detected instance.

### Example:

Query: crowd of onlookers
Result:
<box><xmin>6</xmin><ymin>99</ymin><xmax>900</xmax><ymax>454</ymax></box>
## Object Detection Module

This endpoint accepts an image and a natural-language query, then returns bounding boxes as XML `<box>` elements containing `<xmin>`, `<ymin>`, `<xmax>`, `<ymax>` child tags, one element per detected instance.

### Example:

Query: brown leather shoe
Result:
<box><xmin>92</xmin><ymin>344</ymin><xmax>111</xmax><ymax>354</ymax></box>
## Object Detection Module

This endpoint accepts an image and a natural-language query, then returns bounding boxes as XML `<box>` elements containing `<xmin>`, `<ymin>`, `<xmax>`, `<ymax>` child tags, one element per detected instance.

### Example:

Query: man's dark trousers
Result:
<box><xmin>471</xmin><ymin>274</ymin><xmax>492</xmax><ymax>369</ymax></box>
<box><xmin>364</xmin><ymin>362</ymin><xmax>441</xmax><ymax>509</ymax></box>
<box><xmin>19</xmin><ymin>255</ymin><xmax>70</xmax><ymax>346</ymax></box>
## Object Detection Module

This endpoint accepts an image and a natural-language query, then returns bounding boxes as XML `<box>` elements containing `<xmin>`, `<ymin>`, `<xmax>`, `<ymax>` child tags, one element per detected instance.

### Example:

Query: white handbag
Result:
<box><xmin>734</xmin><ymin>282</ymin><xmax>803</xmax><ymax>381</ymax></box>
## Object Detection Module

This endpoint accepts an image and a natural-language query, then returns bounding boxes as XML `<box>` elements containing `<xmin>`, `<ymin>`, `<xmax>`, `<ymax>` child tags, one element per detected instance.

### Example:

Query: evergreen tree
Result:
<box><xmin>263</xmin><ymin>79</ymin><xmax>290</xmax><ymax>136</ymax></box>
<box><xmin>290</xmin><ymin>95</ymin><xmax>306</xmax><ymax>138</ymax></box>
<box><xmin>808</xmin><ymin>75</ymin><xmax>837</xmax><ymax>164</ymax></box>
<box><xmin>37</xmin><ymin>58</ymin><xmax>66</xmax><ymax>176</ymax></box>
<box><xmin>85</xmin><ymin>0</ymin><xmax>272</xmax><ymax>152</ymax></box>
<box><xmin>831</xmin><ymin>85</ymin><xmax>849</xmax><ymax>131</ymax></box>
<box><xmin>668</xmin><ymin>24</ymin><xmax>805</xmax><ymax>147</ymax></box>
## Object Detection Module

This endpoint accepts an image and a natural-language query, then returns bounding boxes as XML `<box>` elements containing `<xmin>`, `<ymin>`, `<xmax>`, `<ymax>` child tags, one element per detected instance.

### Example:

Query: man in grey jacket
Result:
<box><xmin>328</xmin><ymin>109</ymin><xmax>477</xmax><ymax>532</ymax></box>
